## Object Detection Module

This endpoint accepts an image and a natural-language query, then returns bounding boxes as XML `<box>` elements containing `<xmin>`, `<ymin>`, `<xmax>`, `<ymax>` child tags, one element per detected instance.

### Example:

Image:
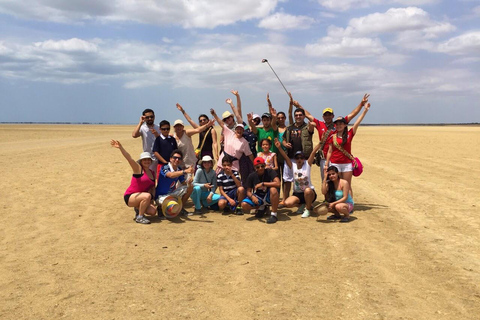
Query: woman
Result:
<box><xmin>276</xmin><ymin>110</ymin><xmax>288</xmax><ymax>206</ymax></box>
<box><xmin>210</xmin><ymin>108</ymin><xmax>254</xmax><ymax>185</ymax></box>
<box><xmin>176</xmin><ymin>103</ymin><xmax>219</xmax><ymax>161</ymax></box>
<box><xmin>320</xmin><ymin>166</ymin><xmax>354</xmax><ymax>223</ymax></box>
<box><xmin>191</xmin><ymin>155</ymin><xmax>221</xmax><ymax>214</ymax></box>
<box><xmin>111</xmin><ymin>140</ymin><xmax>156</xmax><ymax>225</ymax></box>
<box><xmin>275</xmin><ymin>138</ymin><xmax>321</xmax><ymax>218</ymax></box>
<box><xmin>324</xmin><ymin>102</ymin><xmax>370</xmax><ymax>196</ymax></box>
<box><xmin>173</xmin><ymin>104</ymin><xmax>215</xmax><ymax>169</ymax></box>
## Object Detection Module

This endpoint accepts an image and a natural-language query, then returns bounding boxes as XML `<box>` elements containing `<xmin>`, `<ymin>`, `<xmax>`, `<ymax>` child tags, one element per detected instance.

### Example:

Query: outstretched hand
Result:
<box><xmin>267</xmin><ymin>93</ymin><xmax>272</xmax><ymax>107</ymax></box>
<box><xmin>247</xmin><ymin>112</ymin><xmax>253</xmax><ymax>122</ymax></box>
<box><xmin>176</xmin><ymin>103</ymin><xmax>184</xmax><ymax>113</ymax></box>
<box><xmin>365</xmin><ymin>102</ymin><xmax>371</xmax><ymax>111</ymax></box>
<box><xmin>274</xmin><ymin>137</ymin><xmax>281</xmax><ymax>149</ymax></box>
<box><xmin>210</xmin><ymin>108</ymin><xmax>216</xmax><ymax>116</ymax></box>
<box><xmin>288</xmin><ymin>92</ymin><xmax>293</xmax><ymax>103</ymax></box>
<box><xmin>361</xmin><ymin>93</ymin><xmax>370</xmax><ymax>105</ymax></box>
<box><xmin>110</xmin><ymin>139</ymin><xmax>121</xmax><ymax>149</ymax></box>
<box><xmin>293</xmin><ymin>100</ymin><xmax>301</xmax><ymax>108</ymax></box>
<box><xmin>225</xmin><ymin>98</ymin><xmax>233</xmax><ymax>105</ymax></box>
<box><xmin>231</xmin><ymin>89</ymin><xmax>239</xmax><ymax>96</ymax></box>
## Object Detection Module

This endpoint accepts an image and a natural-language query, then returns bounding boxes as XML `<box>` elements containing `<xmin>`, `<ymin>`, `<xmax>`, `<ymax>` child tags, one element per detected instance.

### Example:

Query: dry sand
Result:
<box><xmin>0</xmin><ymin>124</ymin><xmax>479</xmax><ymax>319</ymax></box>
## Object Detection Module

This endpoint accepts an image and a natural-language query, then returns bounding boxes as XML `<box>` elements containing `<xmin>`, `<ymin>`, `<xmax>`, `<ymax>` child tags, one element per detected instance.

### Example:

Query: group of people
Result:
<box><xmin>112</xmin><ymin>90</ymin><xmax>371</xmax><ymax>224</ymax></box>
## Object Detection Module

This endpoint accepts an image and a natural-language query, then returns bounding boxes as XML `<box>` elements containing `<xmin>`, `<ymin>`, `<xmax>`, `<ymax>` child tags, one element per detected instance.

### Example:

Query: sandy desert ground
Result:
<box><xmin>0</xmin><ymin>124</ymin><xmax>479</xmax><ymax>319</ymax></box>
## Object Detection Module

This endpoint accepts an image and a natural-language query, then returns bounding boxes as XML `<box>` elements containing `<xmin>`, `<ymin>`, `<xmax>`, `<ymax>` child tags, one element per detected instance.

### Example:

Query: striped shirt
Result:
<box><xmin>217</xmin><ymin>170</ymin><xmax>241</xmax><ymax>191</ymax></box>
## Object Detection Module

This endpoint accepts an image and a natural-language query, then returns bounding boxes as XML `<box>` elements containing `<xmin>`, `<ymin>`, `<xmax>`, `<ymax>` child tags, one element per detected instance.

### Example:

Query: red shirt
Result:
<box><xmin>314</xmin><ymin>116</ymin><xmax>350</xmax><ymax>157</ymax></box>
<box><xmin>326</xmin><ymin>128</ymin><xmax>355</xmax><ymax>164</ymax></box>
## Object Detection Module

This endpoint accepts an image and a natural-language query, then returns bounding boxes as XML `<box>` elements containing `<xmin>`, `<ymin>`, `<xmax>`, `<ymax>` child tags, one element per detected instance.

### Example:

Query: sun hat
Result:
<box><xmin>173</xmin><ymin>119</ymin><xmax>184</xmax><ymax>126</ymax></box>
<box><xmin>261</xmin><ymin>112</ymin><xmax>272</xmax><ymax>119</ymax></box>
<box><xmin>198</xmin><ymin>155</ymin><xmax>215</xmax><ymax>167</ymax></box>
<box><xmin>222</xmin><ymin>111</ymin><xmax>233</xmax><ymax>120</ymax></box>
<box><xmin>323</xmin><ymin>108</ymin><xmax>334</xmax><ymax>115</ymax></box>
<box><xmin>333</xmin><ymin>116</ymin><xmax>347</xmax><ymax>124</ymax></box>
<box><xmin>253</xmin><ymin>157</ymin><xmax>265</xmax><ymax>166</ymax></box>
<box><xmin>160</xmin><ymin>195</ymin><xmax>183</xmax><ymax>218</ymax></box>
<box><xmin>137</xmin><ymin>152</ymin><xmax>153</xmax><ymax>164</ymax></box>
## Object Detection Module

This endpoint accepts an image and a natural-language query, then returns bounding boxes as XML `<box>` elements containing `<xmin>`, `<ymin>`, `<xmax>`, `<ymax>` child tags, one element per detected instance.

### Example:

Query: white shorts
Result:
<box><xmin>283</xmin><ymin>160</ymin><xmax>295</xmax><ymax>182</ymax></box>
<box><xmin>331</xmin><ymin>162</ymin><xmax>353</xmax><ymax>173</ymax></box>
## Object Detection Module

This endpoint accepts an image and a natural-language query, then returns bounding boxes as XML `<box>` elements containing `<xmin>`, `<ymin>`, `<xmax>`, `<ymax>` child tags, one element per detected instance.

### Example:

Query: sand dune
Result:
<box><xmin>0</xmin><ymin>124</ymin><xmax>479</xmax><ymax>319</ymax></box>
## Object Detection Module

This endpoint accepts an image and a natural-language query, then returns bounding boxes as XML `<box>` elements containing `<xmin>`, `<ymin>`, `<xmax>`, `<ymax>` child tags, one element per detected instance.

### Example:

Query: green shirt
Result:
<box><xmin>256</xmin><ymin>127</ymin><xmax>278</xmax><ymax>153</ymax></box>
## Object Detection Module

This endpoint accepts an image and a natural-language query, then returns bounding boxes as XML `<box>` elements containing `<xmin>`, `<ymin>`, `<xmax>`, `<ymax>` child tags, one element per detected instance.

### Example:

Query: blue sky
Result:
<box><xmin>1</xmin><ymin>0</ymin><xmax>479</xmax><ymax>124</ymax></box>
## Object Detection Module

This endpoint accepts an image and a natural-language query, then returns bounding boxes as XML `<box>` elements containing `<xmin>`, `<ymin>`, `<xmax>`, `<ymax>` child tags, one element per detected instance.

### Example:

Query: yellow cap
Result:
<box><xmin>322</xmin><ymin>108</ymin><xmax>334</xmax><ymax>115</ymax></box>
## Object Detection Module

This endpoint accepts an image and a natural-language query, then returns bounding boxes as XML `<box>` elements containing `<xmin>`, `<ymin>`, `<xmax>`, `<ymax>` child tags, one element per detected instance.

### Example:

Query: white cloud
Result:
<box><xmin>437</xmin><ymin>31</ymin><xmax>480</xmax><ymax>55</ymax></box>
<box><xmin>306</xmin><ymin>36</ymin><xmax>387</xmax><ymax>57</ymax></box>
<box><xmin>162</xmin><ymin>37</ymin><xmax>173</xmax><ymax>44</ymax></box>
<box><xmin>258</xmin><ymin>12</ymin><xmax>315</xmax><ymax>30</ymax></box>
<box><xmin>34</xmin><ymin>38</ymin><xmax>98</xmax><ymax>53</ymax></box>
<box><xmin>0</xmin><ymin>0</ymin><xmax>279</xmax><ymax>29</ymax></box>
<box><xmin>317</xmin><ymin>0</ymin><xmax>437</xmax><ymax>11</ymax></box>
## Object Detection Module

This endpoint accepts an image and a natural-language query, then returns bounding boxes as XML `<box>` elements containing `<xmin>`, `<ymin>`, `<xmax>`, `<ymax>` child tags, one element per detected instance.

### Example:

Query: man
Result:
<box><xmin>281</xmin><ymin>107</ymin><xmax>315</xmax><ymax>209</ymax></box>
<box><xmin>217</xmin><ymin>156</ymin><xmax>245</xmax><ymax>215</ymax></box>
<box><xmin>156</xmin><ymin>150</ymin><xmax>194</xmax><ymax>216</ymax></box>
<box><xmin>248</xmin><ymin>94</ymin><xmax>278</xmax><ymax>153</ymax></box>
<box><xmin>294</xmin><ymin>93</ymin><xmax>369</xmax><ymax>180</ymax></box>
<box><xmin>241</xmin><ymin>157</ymin><xmax>281</xmax><ymax>224</ymax></box>
<box><xmin>132</xmin><ymin>108</ymin><xmax>159</xmax><ymax>171</ymax></box>
<box><xmin>152</xmin><ymin>120</ymin><xmax>178</xmax><ymax>175</ymax></box>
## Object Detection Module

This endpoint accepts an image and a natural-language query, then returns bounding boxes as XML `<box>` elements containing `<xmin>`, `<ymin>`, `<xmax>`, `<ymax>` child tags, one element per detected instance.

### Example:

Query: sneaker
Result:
<box><xmin>235</xmin><ymin>207</ymin><xmax>244</xmax><ymax>215</ymax></box>
<box><xmin>266</xmin><ymin>215</ymin><xmax>278</xmax><ymax>224</ymax></box>
<box><xmin>181</xmin><ymin>208</ymin><xmax>192</xmax><ymax>216</ymax></box>
<box><xmin>194</xmin><ymin>208</ymin><xmax>202</xmax><ymax>215</ymax></box>
<box><xmin>327</xmin><ymin>214</ymin><xmax>341</xmax><ymax>220</ymax></box>
<box><xmin>278</xmin><ymin>201</ymin><xmax>285</xmax><ymax>209</ymax></box>
<box><xmin>296</xmin><ymin>204</ymin><xmax>305</xmax><ymax>214</ymax></box>
<box><xmin>255</xmin><ymin>205</ymin><xmax>266</xmax><ymax>218</ymax></box>
<box><xmin>222</xmin><ymin>208</ymin><xmax>230</xmax><ymax>215</ymax></box>
<box><xmin>301</xmin><ymin>208</ymin><xmax>311</xmax><ymax>218</ymax></box>
<box><xmin>135</xmin><ymin>216</ymin><xmax>151</xmax><ymax>224</ymax></box>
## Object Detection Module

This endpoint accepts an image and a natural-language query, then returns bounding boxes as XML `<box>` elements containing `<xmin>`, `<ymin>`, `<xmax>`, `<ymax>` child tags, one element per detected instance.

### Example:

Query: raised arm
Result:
<box><xmin>247</xmin><ymin>112</ymin><xmax>258</xmax><ymax>135</ymax></box>
<box><xmin>132</xmin><ymin>115</ymin><xmax>145</xmax><ymax>138</ymax></box>
<box><xmin>274</xmin><ymin>138</ymin><xmax>292</xmax><ymax>168</ymax></box>
<box><xmin>268</xmin><ymin>94</ymin><xmax>278</xmax><ymax>131</ymax></box>
<box><xmin>347</xmin><ymin>93</ymin><xmax>369</xmax><ymax>122</ymax></box>
<box><xmin>288</xmin><ymin>92</ymin><xmax>294</xmax><ymax>125</ymax></box>
<box><xmin>210</xmin><ymin>108</ymin><xmax>224</xmax><ymax>128</ymax></box>
<box><xmin>186</xmin><ymin>119</ymin><xmax>216</xmax><ymax>137</ymax></box>
<box><xmin>226</xmin><ymin>97</ymin><xmax>243</xmax><ymax>124</ymax></box>
<box><xmin>293</xmin><ymin>100</ymin><xmax>315</xmax><ymax>123</ymax></box>
<box><xmin>176</xmin><ymin>103</ymin><xmax>199</xmax><ymax>128</ymax></box>
<box><xmin>352</xmin><ymin>102</ymin><xmax>370</xmax><ymax>135</ymax></box>
<box><xmin>231</xmin><ymin>90</ymin><xmax>242</xmax><ymax>122</ymax></box>
<box><xmin>111</xmin><ymin>140</ymin><xmax>141</xmax><ymax>173</ymax></box>
<box><xmin>324</xmin><ymin>144</ymin><xmax>333</xmax><ymax>170</ymax></box>
<box><xmin>307</xmin><ymin>142</ymin><xmax>322</xmax><ymax>167</ymax></box>
<box><xmin>211</xmin><ymin>128</ymin><xmax>219</xmax><ymax>160</ymax></box>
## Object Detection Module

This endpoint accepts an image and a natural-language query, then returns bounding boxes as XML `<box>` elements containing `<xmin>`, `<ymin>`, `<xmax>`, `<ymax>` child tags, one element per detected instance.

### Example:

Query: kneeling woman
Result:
<box><xmin>191</xmin><ymin>155</ymin><xmax>221</xmax><ymax>214</ymax></box>
<box><xmin>111</xmin><ymin>140</ymin><xmax>156</xmax><ymax>224</ymax></box>
<box><xmin>321</xmin><ymin>166</ymin><xmax>354</xmax><ymax>223</ymax></box>
<box><xmin>275</xmin><ymin>139</ymin><xmax>321</xmax><ymax>218</ymax></box>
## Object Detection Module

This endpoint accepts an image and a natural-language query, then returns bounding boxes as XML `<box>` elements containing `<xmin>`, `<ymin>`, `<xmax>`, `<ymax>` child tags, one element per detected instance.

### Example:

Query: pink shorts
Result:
<box><xmin>347</xmin><ymin>203</ymin><xmax>354</xmax><ymax>213</ymax></box>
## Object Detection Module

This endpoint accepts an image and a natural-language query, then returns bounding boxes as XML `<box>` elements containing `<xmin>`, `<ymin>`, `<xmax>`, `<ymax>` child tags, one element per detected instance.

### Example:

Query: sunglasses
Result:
<box><xmin>199</xmin><ymin>118</ymin><xmax>208</xmax><ymax>122</ymax></box>
<box><xmin>172</xmin><ymin>156</ymin><xmax>182</xmax><ymax>160</ymax></box>
<box><xmin>255</xmin><ymin>164</ymin><xmax>265</xmax><ymax>169</ymax></box>
<box><xmin>160</xmin><ymin>127</ymin><xmax>170</xmax><ymax>131</ymax></box>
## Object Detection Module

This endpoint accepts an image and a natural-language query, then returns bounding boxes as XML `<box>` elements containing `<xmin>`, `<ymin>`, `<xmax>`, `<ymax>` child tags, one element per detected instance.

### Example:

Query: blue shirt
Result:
<box><xmin>155</xmin><ymin>163</ymin><xmax>185</xmax><ymax>197</ymax></box>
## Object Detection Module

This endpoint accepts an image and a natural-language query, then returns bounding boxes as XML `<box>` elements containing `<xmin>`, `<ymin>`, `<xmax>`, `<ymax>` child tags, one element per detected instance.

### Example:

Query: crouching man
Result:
<box><xmin>156</xmin><ymin>149</ymin><xmax>194</xmax><ymax>217</ymax></box>
<box><xmin>241</xmin><ymin>157</ymin><xmax>281</xmax><ymax>224</ymax></box>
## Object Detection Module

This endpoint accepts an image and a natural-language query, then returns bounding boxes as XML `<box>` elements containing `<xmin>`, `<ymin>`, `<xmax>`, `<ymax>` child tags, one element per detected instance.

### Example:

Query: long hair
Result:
<box><xmin>325</xmin><ymin>166</ymin><xmax>339</xmax><ymax>203</ymax></box>
<box><xmin>339</xmin><ymin>125</ymin><xmax>348</xmax><ymax>146</ymax></box>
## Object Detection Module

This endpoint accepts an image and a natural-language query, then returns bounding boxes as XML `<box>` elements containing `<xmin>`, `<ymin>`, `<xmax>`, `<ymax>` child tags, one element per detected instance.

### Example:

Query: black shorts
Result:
<box><xmin>292</xmin><ymin>190</ymin><xmax>317</xmax><ymax>205</ymax></box>
<box><xmin>124</xmin><ymin>194</ymin><xmax>132</xmax><ymax>205</ymax></box>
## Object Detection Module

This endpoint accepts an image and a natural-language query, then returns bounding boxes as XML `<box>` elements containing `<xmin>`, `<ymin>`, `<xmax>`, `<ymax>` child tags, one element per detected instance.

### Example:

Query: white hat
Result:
<box><xmin>252</xmin><ymin>114</ymin><xmax>260</xmax><ymax>120</ymax></box>
<box><xmin>137</xmin><ymin>152</ymin><xmax>153</xmax><ymax>164</ymax></box>
<box><xmin>173</xmin><ymin>119</ymin><xmax>184</xmax><ymax>126</ymax></box>
<box><xmin>235</xmin><ymin>123</ymin><xmax>244</xmax><ymax>130</ymax></box>
<box><xmin>198</xmin><ymin>155</ymin><xmax>215</xmax><ymax>166</ymax></box>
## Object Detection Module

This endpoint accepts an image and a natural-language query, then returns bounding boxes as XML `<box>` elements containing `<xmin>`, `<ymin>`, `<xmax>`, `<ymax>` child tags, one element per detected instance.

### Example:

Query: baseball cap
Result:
<box><xmin>333</xmin><ymin>116</ymin><xmax>347</xmax><ymax>124</ymax></box>
<box><xmin>294</xmin><ymin>151</ymin><xmax>305</xmax><ymax>158</ymax></box>
<box><xmin>173</xmin><ymin>119</ymin><xmax>184</xmax><ymax>126</ymax></box>
<box><xmin>252</xmin><ymin>114</ymin><xmax>260</xmax><ymax>120</ymax></box>
<box><xmin>253</xmin><ymin>157</ymin><xmax>265</xmax><ymax>166</ymax></box>
<box><xmin>261</xmin><ymin>112</ymin><xmax>272</xmax><ymax>119</ymax></box>
<box><xmin>323</xmin><ymin>108</ymin><xmax>334</xmax><ymax>115</ymax></box>
<box><xmin>235</xmin><ymin>123</ymin><xmax>244</xmax><ymax>130</ymax></box>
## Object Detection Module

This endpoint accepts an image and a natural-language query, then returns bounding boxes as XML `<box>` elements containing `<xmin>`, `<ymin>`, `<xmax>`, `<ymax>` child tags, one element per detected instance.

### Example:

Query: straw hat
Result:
<box><xmin>160</xmin><ymin>195</ymin><xmax>183</xmax><ymax>218</ymax></box>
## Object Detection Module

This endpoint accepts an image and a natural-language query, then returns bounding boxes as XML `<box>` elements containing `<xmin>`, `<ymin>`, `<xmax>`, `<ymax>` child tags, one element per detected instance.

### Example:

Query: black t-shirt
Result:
<box><xmin>246</xmin><ymin>168</ymin><xmax>278</xmax><ymax>198</ymax></box>
<box><xmin>286</xmin><ymin>123</ymin><xmax>306</xmax><ymax>158</ymax></box>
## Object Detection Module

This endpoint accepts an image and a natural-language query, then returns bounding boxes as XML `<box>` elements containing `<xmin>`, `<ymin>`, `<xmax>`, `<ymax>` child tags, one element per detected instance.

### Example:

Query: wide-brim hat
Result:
<box><xmin>173</xmin><ymin>119</ymin><xmax>184</xmax><ymax>127</ymax></box>
<box><xmin>160</xmin><ymin>195</ymin><xmax>183</xmax><ymax>218</ymax></box>
<box><xmin>198</xmin><ymin>155</ymin><xmax>216</xmax><ymax>167</ymax></box>
<box><xmin>137</xmin><ymin>152</ymin><xmax>153</xmax><ymax>164</ymax></box>
<box><xmin>222</xmin><ymin>111</ymin><xmax>233</xmax><ymax>120</ymax></box>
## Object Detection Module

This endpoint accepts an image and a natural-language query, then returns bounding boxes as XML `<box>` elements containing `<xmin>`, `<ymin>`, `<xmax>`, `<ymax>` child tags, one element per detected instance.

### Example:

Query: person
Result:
<box><xmin>318</xmin><ymin>166</ymin><xmax>354</xmax><ymax>223</ymax></box>
<box><xmin>294</xmin><ymin>93</ymin><xmax>369</xmax><ymax>180</ymax></box>
<box><xmin>175</xmin><ymin>104</ymin><xmax>219</xmax><ymax>161</ymax></box>
<box><xmin>172</xmin><ymin>109</ymin><xmax>215</xmax><ymax>169</ymax></box>
<box><xmin>132</xmin><ymin>108</ymin><xmax>160</xmax><ymax>172</ymax></box>
<box><xmin>217</xmin><ymin>156</ymin><xmax>245</xmax><ymax>215</ymax></box>
<box><xmin>248</xmin><ymin>94</ymin><xmax>278</xmax><ymax>153</ymax></box>
<box><xmin>241</xmin><ymin>157</ymin><xmax>281</xmax><ymax>224</ymax></box>
<box><xmin>191</xmin><ymin>155</ymin><xmax>221</xmax><ymax>214</ymax></box>
<box><xmin>275</xmin><ymin>139</ymin><xmax>321</xmax><ymax>218</ymax></box>
<box><xmin>110</xmin><ymin>140</ymin><xmax>156</xmax><ymax>225</ymax></box>
<box><xmin>276</xmin><ymin>109</ymin><xmax>288</xmax><ymax>205</ymax></box>
<box><xmin>325</xmin><ymin>102</ymin><xmax>371</xmax><ymax>196</ymax></box>
<box><xmin>210</xmin><ymin>108</ymin><xmax>254</xmax><ymax>183</ymax></box>
<box><xmin>281</xmin><ymin>107</ymin><xmax>315</xmax><ymax>205</ymax></box>
<box><xmin>257</xmin><ymin>138</ymin><xmax>278</xmax><ymax>171</ymax></box>
<box><xmin>155</xmin><ymin>149</ymin><xmax>194</xmax><ymax>216</ymax></box>
<box><xmin>152</xmin><ymin>120</ymin><xmax>178</xmax><ymax>173</ymax></box>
